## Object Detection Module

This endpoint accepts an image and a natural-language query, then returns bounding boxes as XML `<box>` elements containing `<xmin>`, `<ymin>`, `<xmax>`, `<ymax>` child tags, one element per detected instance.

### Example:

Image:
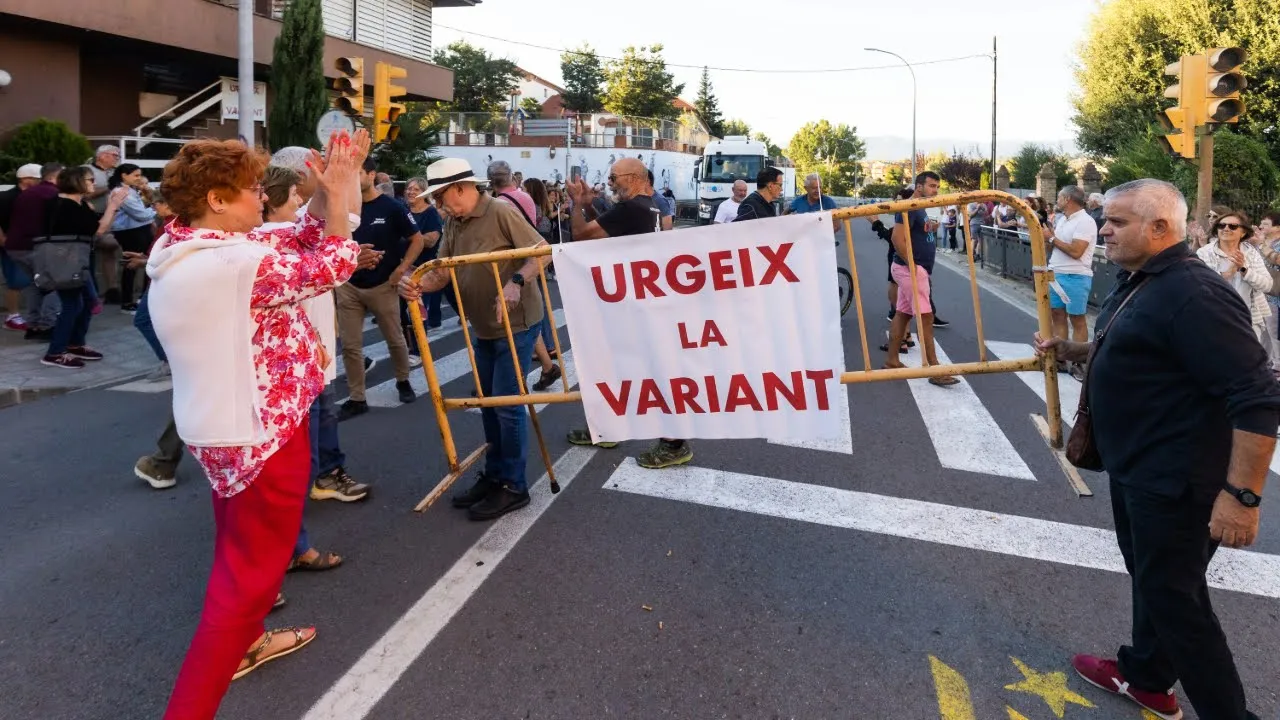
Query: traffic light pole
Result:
<box><xmin>1196</xmin><ymin>129</ymin><xmax>1215</xmax><ymax>231</ymax></box>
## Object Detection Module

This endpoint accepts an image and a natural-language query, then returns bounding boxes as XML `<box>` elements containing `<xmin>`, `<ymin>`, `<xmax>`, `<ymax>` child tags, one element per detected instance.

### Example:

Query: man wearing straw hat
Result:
<box><xmin>399</xmin><ymin>158</ymin><xmax>549</xmax><ymax>521</ymax></box>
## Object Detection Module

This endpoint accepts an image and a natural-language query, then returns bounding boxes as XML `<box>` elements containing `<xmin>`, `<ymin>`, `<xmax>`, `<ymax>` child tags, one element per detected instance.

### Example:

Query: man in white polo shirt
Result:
<box><xmin>1045</xmin><ymin>185</ymin><xmax>1098</xmax><ymax>379</ymax></box>
<box><xmin>713</xmin><ymin>180</ymin><xmax>748</xmax><ymax>223</ymax></box>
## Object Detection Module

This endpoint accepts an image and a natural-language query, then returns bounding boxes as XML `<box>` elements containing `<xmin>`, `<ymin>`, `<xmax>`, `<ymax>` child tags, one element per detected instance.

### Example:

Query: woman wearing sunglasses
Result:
<box><xmin>1196</xmin><ymin>209</ymin><xmax>1272</xmax><ymax>343</ymax></box>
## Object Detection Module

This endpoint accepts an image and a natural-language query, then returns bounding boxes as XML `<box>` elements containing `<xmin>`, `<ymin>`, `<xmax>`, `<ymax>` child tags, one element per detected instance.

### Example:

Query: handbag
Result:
<box><xmin>31</xmin><ymin>197</ymin><xmax>93</xmax><ymax>291</ymax></box>
<box><xmin>1065</xmin><ymin>275</ymin><xmax>1152</xmax><ymax>470</ymax></box>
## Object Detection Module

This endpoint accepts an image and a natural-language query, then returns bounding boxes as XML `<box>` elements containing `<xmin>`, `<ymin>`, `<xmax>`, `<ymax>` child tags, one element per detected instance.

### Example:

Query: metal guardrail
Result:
<box><xmin>974</xmin><ymin>226</ymin><xmax>1114</xmax><ymax>308</ymax></box>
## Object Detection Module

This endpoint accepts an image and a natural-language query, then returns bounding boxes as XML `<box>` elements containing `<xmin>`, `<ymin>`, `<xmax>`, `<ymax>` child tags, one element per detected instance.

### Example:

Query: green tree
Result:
<box><xmin>936</xmin><ymin>154</ymin><xmax>986</xmax><ymax>191</ymax></box>
<box><xmin>373</xmin><ymin>103</ymin><xmax>442</xmax><ymax>179</ymax></box>
<box><xmin>883</xmin><ymin>165</ymin><xmax>907</xmax><ymax>187</ymax></box>
<box><xmin>1073</xmin><ymin>0</ymin><xmax>1280</xmax><ymax>164</ymax></box>
<box><xmin>1008</xmin><ymin>143</ymin><xmax>1073</xmax><ymax>190</ymax></box>
<box><xmin>752</xmin><ymin>131</ymin><xmax>782</xmax><ymax>159</ymax></box>
<box><xmin>693</xmin><ymin>67</ymin><xmax>725</xmax><ymax>138</ymax></box>
<box><xmin>1</xmin><ymin>118</ymin><xmax>93</xmax><ymax>183</ymax></box>
<box><xmin>603</xmin><ymin>45</ymin><xmax>685</xmax><ymax>120</ymax></box>
<box><xmin>520</xmin><ymin>97</ymin><xmax>544</xmax><ymax>117</ymax></box>
<box><xmin>560</xmin><ymin>44</ymin><xmax>606</xmax><ymax>114</ymax></box>
<box><xmin>266</xmin><ymin>0</ymin><xmax>328</xmax><ymax>151</ymax></box>
<box><xmin>861</xmin><ymin>182</ymin><xmax>901</xmax><ymax>198</ymax></box>
<box><xmin>434</xmin><ymin>41</ymin><xmax>521</xmax><ymax>113</ymax></box>
<box><xmin>722</xmin><ymin>119</ymin><xmax>751</xmax><ymax>137</ymax></box>
<box><xmin>786</xmin><ymin>120</ymin><xmax>867</xmax><ymax>195</ymax></box>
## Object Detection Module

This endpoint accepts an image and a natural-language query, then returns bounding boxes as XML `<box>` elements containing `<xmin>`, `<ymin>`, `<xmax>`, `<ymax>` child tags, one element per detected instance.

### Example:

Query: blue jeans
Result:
<box><xmin>309</xmin><ymin>387</ymin><xmax>345</xmax><ymax>479</ymax></box>
<box><xmin>48</xmin><ymin>285</ymin><xmax>94</xmax><ymax>355</ymax></box>
<box><xmin>474</xmin><ymin>329</ymin><xmax>536</xmax><ymax>491</ymax></box>
<box><xmin>134</xmin><ymin>291</ymin><xmax>167</xmax><ymax>362</ymax></box>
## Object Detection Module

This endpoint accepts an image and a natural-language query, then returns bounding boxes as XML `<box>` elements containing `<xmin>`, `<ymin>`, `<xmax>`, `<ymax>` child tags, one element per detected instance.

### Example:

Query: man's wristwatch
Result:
<box><xmin>510</xmin><ymin>273</ymin><xmax>525</xmax><ymax>287</ymax></box>
<box><xmin>1224</xmin><ymin>484</ymin><xmax>1262</xmax><ymax>508</ymax></box>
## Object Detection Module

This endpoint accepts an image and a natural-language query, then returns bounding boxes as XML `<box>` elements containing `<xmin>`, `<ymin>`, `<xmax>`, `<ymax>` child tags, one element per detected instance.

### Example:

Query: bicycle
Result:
<box><xmin>835</xmin><ymin>237</ymin><xmax>854</xmax><ymax>317</ymax></box>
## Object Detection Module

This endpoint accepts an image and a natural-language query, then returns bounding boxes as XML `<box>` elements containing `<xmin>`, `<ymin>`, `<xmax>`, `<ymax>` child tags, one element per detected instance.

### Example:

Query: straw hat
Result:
<box><xmin>420</xmin><ymin>158</ymin><xmax>486</xmax><ymax>198</ymax></box>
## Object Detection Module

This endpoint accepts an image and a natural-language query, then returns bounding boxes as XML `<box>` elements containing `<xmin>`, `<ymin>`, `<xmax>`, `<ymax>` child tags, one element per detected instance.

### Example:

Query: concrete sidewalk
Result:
<box><xmin>0</xmin><ymin>307</ymin><xmax>162</xmax><ymax>408</ymax></box>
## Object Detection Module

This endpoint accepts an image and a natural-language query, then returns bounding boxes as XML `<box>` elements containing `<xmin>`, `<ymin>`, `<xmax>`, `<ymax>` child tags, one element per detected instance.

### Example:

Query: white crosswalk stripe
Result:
<box><xmin>338</xmin><ymin>323</ymin><xmax>464</xmax><ymax>378</ymax></box>
<box><xmin>984</xmin><ymin>340</ymin><xmax>1083</xmax><ymax>428</ymax></box>
<box><xmin>361</xmin><ymin>310</ymin><xmax>567</xmax><ymax>408</ymax></box>
<box><xmin>603</xmin><ymin>458</ymin><xmax>1280</xmax><ymax>599</ymax></box>
<box><xmin>899</xmin><ymin>339</ymin><xmax>1036</xmax><ymax>481</ymax></box>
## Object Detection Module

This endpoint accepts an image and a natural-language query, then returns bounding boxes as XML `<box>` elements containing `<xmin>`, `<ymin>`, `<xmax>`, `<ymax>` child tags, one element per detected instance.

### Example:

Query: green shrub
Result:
<box><xmin>2</xmin><ymin>118</ymin><xmax>94</xmax><ymax>171</ymax></box>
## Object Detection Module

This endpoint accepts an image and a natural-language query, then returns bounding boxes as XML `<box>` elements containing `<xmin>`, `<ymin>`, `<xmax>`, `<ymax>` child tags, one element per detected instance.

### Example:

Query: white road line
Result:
<box><xmin>767</xmin><ymin>382</ymin><xmax>853</xmax><ymax>454</ymax></box>
<box><xmin>338</xmin><ymin>324</ymin><xmax>464</xmax><ymax>379</ymax></box>
<box><xmin>899</xmin><ymin>339</ymin><xmax>1036</xmax><ymax>480</ymax></box>
<box><xmin>605</xmin><ymin>459</ymin><xmax>1280</xmax><ymax>599</ymax></box>
<box><xmin>984</xmin><ymin>340</ymin><xmax>1082</xmax><ymax>428</ymax></box>
<box><xmin>467</xmin><ymin>348</ymin><xmax>578</xmax><ymax>415</ymax></box>
<box><xmin>361</xmin><ymin>310</ymin><xmax>566</xmax><ymax>408</ymax></box>
<box><xmin>302</xmin><ymin>446</ymin><xmax>597</xmax><ymax>720</ymax></box>
<box><xmin>109</xmin><ymin>378</ymin><xmax>172</xmax><ymax>393</ymax></box>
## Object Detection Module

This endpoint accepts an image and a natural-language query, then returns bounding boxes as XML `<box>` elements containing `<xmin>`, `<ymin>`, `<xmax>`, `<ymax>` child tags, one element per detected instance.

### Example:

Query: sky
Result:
<box><xmin>431</xmin><ymin>0</ymin><xmax>1100</xmax><ymax>161</ymax></box>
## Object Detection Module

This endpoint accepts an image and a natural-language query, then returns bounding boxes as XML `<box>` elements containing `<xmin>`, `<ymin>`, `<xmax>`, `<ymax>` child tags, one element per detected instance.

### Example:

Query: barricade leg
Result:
<box><xmin>841</xmin><ymin>219</ymin><xmax>872</xmax><ymax>372</ymax></box>
<box><xmin>407</xmin><ymin>298</ymin><xmax>485</xmax><ymax>513</ymax></box>
<box><xmin>958</xmin><ymin>207</ymin><xmax>987</xmax><ymax>362</ymax></box>
<box><xmin>490</xmin><ymin>263</ymin><xmax>560</xmax><ymax>493</ymax></box>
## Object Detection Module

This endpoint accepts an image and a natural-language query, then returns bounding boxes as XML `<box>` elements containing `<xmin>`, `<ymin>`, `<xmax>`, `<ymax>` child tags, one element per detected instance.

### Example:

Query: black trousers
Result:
<box><xmin>1111</xmin><ymin>479</ymin><xmax>1250</xmax><ymax>719</ymax></box>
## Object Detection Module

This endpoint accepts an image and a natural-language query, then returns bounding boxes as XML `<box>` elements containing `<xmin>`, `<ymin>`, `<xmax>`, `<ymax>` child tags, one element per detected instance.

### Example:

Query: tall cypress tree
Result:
<box><xmin>693</xmin><ymin>67</ymin><xmax>724</xmax><ymax>138</ymax></box>
<box><xmin>267</xmin><ymin>0</ymin><xmax>328</xmax><ymax>151</ymax></box>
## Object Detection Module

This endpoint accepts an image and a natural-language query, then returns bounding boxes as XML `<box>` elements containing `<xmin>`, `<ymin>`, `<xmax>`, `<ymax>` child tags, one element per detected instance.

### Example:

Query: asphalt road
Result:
<box><xmin>2</xmin><ymin>219</ymin><xmax>1278</xmax><ymax>720</ymax></box>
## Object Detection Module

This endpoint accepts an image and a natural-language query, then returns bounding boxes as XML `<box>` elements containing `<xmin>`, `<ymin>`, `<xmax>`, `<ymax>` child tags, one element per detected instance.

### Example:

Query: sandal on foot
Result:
<box><xmin>233</xmin><ymin>626</ymin><xmax>315</xmax><ymax>681</ymax></box>
<box><xmin>287</xmin><ymin>551</ymin><xmax>343</xmax><ymax>573</ymax></box>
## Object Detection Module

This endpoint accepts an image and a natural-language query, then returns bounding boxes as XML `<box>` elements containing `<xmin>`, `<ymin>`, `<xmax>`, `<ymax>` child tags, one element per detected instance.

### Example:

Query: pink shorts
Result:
<box><xmin>890</xmin><ymin>262</ymin><xmax>932</xmax><ymax>316</ymax></box>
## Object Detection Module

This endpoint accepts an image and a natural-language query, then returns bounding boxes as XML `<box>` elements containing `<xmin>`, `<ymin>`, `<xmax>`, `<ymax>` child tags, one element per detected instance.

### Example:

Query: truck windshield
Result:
<box><xmin>702</xmin><ymin>155</ymin><xmax>763</xmax><ymax>183</ymax></box>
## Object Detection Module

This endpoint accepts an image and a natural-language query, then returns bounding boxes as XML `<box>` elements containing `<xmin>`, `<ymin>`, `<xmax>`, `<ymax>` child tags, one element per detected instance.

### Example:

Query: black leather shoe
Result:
<box><xmin>467</xmin><ymin>483</ymin><xmax>530</xmax><ymax>520</ymax></box>
<box><xmin>337</xmin><ymin>400</ymin><xmax>368</xmax><ymax>422</ymax></box>
<box><xmin>397</xmin><ymin>380</ymin><xmax>416</xmax><ymax>404</ymax></box>
<box><xmin>451</xmin><ymin>472</ymin><xmax>498</xmax><ymax>509</ymax></box>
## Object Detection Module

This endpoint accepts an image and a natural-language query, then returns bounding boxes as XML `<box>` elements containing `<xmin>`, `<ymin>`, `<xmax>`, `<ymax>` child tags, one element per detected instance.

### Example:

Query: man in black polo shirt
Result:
<box><xmin>563</xmin><ymin>157</ymin><xmax>693</xmax><ymax>469</ymax></box>
<box><xmin>1036</xmin><ymin>179</ymin><xmax>1276</xmax><ymax>720</ymax></box>
<box><xmin>337</xmin><ymin>159</ymin><xmax>427</xmax><ymax>419</ymax></box>
<box><xmin>733</xmin><ymin>167</ymin><xmax>784</xmax><ymax>222</ymax></box>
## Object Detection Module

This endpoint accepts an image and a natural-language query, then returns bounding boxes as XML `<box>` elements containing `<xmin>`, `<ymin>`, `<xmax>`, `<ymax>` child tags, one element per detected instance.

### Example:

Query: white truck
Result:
<box><xmin>695</xmin><ymin>136</ymin><xmax>795</xmax><ymax>224</ymax></box>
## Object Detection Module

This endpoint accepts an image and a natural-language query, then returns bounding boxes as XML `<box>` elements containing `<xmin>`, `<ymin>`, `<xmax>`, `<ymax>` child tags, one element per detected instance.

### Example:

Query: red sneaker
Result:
<box><xmin>1072</xmin><ymin>655</ymin><xmax>1182</xmax><ymax>720</ymax></box>
<box><xmin>3</xmin><ymin>314</ymin><xmax>27</xmax><ymax>331</ymax></box>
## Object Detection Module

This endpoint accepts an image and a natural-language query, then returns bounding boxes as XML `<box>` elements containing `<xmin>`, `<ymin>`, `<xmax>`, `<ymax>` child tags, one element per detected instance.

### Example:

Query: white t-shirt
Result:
<box><xmin>714</xmin><ymin>199</ymin><xmax>742</xmax><ymax>224</ymax></box>
<box><xmin>1049</xmin><ymin>208</ymin><xmax>1097</xmax><ymax>276</ymax></box>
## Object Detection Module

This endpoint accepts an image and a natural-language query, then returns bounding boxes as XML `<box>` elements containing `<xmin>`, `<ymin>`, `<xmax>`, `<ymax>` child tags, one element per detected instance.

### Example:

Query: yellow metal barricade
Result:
<box><xmin>405</xmin><ymin>190</ymin><xmax>1064</xmax><ymax>512</ymax></box>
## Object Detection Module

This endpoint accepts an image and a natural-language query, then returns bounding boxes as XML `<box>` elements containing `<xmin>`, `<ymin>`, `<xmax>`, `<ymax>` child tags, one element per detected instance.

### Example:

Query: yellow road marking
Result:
<box><xmin>929</xmin><ymin>655</ymin><xmax>977</xmax><ymax>720</ymax></box>
<box><xmin>1007</xmin><ymin>708</ymin><xmax>1031</xmax><ymax>720</ymax></box>
<box><xmin>1004</xmin><ymin>657</ymin><xmax>1096</xmax><ymax>718</ymax></box>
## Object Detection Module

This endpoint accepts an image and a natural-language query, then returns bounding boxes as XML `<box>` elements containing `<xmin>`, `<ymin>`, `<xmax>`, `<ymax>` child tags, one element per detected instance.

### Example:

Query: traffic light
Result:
<box><xmin>333</xmin><ymin>57</ymin><xmax>364</xmax><ymax>116</ymax></box>
<box><xmin>374</xmin><ymin>61</ymin><xmax>408</xmax><ymax>144</ymax></box>
<box><xmin>1204</xmin><ymin>46</ymin><xmax>1247</xmax><ymax>124</ymax></box>
<box><xmin>1160</xmin><ymin>54</ymin><xmax>1206</xmax><ymax>159</ymax></box>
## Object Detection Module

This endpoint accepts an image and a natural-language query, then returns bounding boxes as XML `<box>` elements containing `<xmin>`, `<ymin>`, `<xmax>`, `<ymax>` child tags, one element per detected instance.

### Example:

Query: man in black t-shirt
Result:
<box><xmin>337</xmin><ymin>160</ymin><xmax>428</xmax><ymax>419</ymax></box>
<box><xmin>563</xmin><ymin>158</ymin><xmax>693</xmax><ymax>469</ymax></box>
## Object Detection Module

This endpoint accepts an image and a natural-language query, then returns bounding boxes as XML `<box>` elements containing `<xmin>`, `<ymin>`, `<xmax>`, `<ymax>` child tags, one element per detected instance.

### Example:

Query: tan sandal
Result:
<box><xmin>232</xmin><ymin>626</ymin><xmax>315</xmax><ymax>681</ymax></box>
<box><xmin>929</xmin><ymin>375</ymin><xmax>960</xmax><ymax>387</ymax></box>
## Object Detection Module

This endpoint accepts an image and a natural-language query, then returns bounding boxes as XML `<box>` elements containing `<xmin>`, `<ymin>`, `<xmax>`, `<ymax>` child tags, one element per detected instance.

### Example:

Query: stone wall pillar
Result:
<box><xmin>994</xmin><ymin>164</ymin><xmax>1011</xmax><ymax>192</ymax></box>
<box><xmin>1078</xmin><ymin>162</ymin><xmax>1102</xmax><ymax>196</ymax></box>
<box><xmin>1035</xmin><ymin>162</ymin><xmax>1057</xmax><ymax>201</ymax></box>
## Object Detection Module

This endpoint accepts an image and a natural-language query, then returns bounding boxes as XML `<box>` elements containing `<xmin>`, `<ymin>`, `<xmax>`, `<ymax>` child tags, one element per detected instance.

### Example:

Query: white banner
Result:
<box><xmin>220</xmin><ymin>78</ymin><xmax>267</xmax><ymax>122</ymax></box>
<box><xmin>554</xmin><ymin>213</ymin><xmax>845</xmax><ymax>444</ymax></box>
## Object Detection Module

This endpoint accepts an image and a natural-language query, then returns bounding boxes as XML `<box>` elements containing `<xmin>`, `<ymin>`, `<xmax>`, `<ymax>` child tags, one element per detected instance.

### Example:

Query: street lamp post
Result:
<box><xmin>866</xmin><ymin>47</ymin><xmax>917</xmax><ymax>183</ymax></box>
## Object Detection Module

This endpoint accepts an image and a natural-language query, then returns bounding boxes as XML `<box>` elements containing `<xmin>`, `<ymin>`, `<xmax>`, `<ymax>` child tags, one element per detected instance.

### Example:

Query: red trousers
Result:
<box><xmin>163</xmin><ymin>415</ymin><xmax>311</xmax><ymax>720</ymax></box>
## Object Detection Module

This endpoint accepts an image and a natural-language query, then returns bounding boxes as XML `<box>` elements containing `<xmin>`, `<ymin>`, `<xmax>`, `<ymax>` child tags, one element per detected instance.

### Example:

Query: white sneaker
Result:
<box><xmin>408</xmin><ymin>354</ymin><xmax>423</xmax><ymax>368</ymax></box>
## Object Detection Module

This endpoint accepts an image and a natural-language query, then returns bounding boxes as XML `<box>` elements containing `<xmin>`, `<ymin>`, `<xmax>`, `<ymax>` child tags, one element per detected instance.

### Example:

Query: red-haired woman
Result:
<box><xmin>146</xmin><ymin>133</ymin><xmax>363</xmax><ymax>719</ymax></box>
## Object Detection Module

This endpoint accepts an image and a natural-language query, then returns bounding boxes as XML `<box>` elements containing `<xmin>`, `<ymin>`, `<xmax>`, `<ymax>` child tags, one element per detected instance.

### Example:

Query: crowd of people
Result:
<box><xmin>3</xmin><ymin>136</ymin><xmax>1279</xmax><ymax>720</ymax></box>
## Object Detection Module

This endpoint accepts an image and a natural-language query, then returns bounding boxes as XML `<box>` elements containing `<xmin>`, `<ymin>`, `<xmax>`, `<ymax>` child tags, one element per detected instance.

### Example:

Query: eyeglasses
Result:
<box><xmin>1218</xmin><ymin>222</ymin><xmax>1243</xmax><ymax>231</ymax></box>
<box><xmin>245</xmin><ymin>184</ymin><xmax>263</xmax><ymax>195</ymax></box>
<box><xmin>608</xmin><ymin>173</ymin><xmax>638</xmax><ymax>183</ymax></box>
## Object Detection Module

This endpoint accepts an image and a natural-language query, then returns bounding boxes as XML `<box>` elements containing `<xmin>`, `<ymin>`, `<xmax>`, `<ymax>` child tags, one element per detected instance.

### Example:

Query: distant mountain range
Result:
<box><xmin>860</xmin><ymin>135</ymin><xmax>1079</xmax><ymax>162</ymax></box>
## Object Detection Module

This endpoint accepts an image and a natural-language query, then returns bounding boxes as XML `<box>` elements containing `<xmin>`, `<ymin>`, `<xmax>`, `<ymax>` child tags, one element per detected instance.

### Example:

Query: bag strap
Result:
<box><xmin>1077</xmin><ymin>258</ymin><xmax>1196</xmax><ymax>411</ymax></box>
<box><xmin>497</xmin><ymin>192</ymin><xmax>536</xmax><ymax>228</ymax></box>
